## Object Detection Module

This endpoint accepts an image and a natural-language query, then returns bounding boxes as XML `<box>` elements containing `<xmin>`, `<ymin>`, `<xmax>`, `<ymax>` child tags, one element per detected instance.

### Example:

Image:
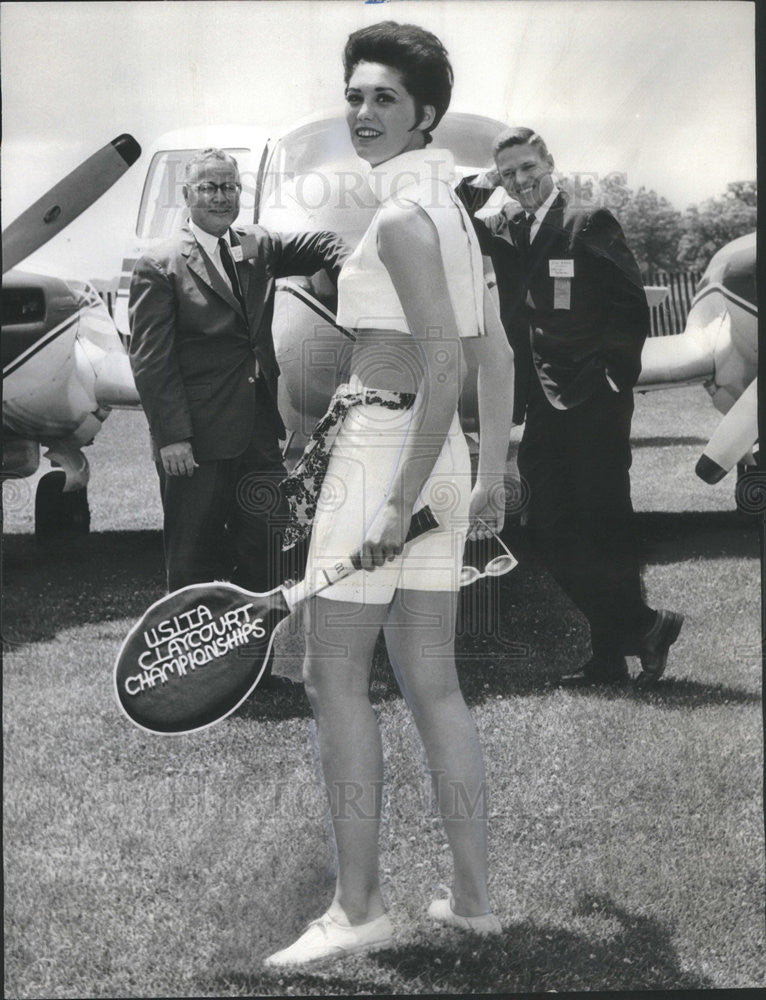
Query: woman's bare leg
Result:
<box><xmin>303</xmin><ymin>595</ymin><xmax>390</xmax><ymax>925</ymax></box>
<box><xmin>384</xmin><ymin>587</ymin><xmax>492</xmax><ymax>916</ymax></box>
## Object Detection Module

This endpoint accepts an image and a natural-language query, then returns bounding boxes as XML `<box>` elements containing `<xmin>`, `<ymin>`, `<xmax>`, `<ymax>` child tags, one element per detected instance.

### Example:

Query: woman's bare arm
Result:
<box><xmin>461</xmin><ymin>284</ymin><xmax>515</xmax><ymax>537</ymax></box>
<box><xmin>358</xmin><ymin>202</ymin><xmax>463</xmax><ymax>567</ymax></box>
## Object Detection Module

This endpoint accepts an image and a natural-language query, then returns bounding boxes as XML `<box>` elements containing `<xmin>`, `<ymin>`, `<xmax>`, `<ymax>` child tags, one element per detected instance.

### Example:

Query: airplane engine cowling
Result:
<box><xmin>273</xmin><ymin>281</ymin><xmax>354</xmax><ymax>438</ymax></box>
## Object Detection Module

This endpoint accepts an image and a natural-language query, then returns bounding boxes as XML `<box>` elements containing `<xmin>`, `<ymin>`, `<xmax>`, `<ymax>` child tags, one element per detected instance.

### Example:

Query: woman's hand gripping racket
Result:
<box><xmin>114</xmin><ymin>506</ymin><xmax>439</xmax><ymax>735</ymax></box>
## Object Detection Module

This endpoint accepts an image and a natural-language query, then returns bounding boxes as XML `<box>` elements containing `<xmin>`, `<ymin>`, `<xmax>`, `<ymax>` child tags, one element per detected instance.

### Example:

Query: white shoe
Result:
<box><xmin>427</xmin><ymin>895</ymin><xmax>502</xmax><ymax>935</ymax></box>
<box><xmin>264</xmin><ymin>910</ymin><xmax>393</xmax><ymax>969</ymax></box>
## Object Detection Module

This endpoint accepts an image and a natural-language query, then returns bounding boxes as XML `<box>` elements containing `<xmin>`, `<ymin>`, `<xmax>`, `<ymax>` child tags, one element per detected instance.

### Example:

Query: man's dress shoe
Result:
<box><xmin>636</xmin><ymin>609</ymin><xmax>684</xmax><ymax>684</ymax></box>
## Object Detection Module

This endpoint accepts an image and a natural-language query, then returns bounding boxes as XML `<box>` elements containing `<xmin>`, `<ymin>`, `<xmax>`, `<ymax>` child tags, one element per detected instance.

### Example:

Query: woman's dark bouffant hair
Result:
<box><xmin>343</xmin><ymin>21</ymin><xmax>453</xmax><ymax>145</ymax></box>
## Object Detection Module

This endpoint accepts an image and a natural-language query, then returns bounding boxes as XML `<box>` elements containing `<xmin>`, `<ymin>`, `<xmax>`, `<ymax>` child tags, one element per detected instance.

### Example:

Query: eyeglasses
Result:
<box><xmin>190</xmin><ymin>181</ymin><xmax>241</xmax><ymax>196</ymax></box>
<box><xmin>460</xmin><ymin>520</ymin><xmax>517</xmax><ymax>587</ymax></box>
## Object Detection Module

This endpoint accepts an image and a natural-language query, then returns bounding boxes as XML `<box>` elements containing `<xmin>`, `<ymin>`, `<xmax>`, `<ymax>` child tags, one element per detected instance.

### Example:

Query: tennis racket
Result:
<box><xmin>114</xmin><ymin>505</ymin><xmax>439</xmax><ymax>735</ymax></box>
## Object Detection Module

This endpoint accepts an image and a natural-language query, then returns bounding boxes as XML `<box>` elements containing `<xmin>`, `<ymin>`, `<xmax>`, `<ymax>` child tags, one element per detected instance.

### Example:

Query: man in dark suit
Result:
<box><xmin>129</xmin><ymin>147</ymin><xmax>348</xmax><ymax>595</ymax></box>
<box><xmin>457</xmin><ymin>127</ymin><xmax>682</xmax><ymax>685</ymax></box>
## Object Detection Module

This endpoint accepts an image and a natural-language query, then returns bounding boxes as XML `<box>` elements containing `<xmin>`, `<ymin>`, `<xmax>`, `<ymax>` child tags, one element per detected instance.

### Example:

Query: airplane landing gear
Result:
<box><xmin>34</xmin><ymin>470</ymin><xmax>90</xmax><ymax>540</ymax></box>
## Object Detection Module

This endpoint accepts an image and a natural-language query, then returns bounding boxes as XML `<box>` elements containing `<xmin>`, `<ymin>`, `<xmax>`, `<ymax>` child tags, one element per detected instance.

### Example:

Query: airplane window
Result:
<box><xmin>277</xmin><ymin>119</ymin><xmax>356</xmax><ymax>175</ymax></box>
<box><xmin>260</xmin><ymin>120</ymin><xmax>354</xmax><ymax>209</ymax></box>
<box><xmin>136</xmin><ymin>148</ymin><xmax>250</xmax><ymax>239</ymax></box>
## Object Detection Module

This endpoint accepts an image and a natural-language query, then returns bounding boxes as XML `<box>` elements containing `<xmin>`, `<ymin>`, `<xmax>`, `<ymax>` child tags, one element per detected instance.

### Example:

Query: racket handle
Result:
<box><xmin>282</xmin><ymin>504</ymin><xmax>440</xmax><ymax>609</ymax></box>
<box><xmin>405</xmin><ymin>504</ymin><xmax>440</xmax><ymax>539</ymax></box>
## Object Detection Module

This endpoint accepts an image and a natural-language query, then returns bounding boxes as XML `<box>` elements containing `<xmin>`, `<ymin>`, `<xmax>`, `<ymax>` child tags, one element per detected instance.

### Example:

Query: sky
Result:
<box><xmin>1</xmin><ymin>0</ymin><xmax>756</xmax><ymax>280</ymax></box>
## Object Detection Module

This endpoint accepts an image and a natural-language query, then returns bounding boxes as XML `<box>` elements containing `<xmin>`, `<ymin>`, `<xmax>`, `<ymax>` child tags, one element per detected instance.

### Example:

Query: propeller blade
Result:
<box><xmin>696</xmin><ymin>379</ymin><xmax>757</xmax><ymax>483</ymax></box>
<box><xmin>2</xmin><ymin>134</ymin><xmax>141</xmax><ymax>273</ymax></box>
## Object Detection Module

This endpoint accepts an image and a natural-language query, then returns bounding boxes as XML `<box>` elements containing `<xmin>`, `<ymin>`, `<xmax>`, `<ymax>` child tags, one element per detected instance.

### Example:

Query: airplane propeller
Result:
<box><xmin>695</xmin><ymin>378</ymin><xmax>757</xmax><ymax>483</ymax></box>
<box><xmin>2</xmin><ymin>134</ymin><xmax>141</xmax><ymax>273</ymax></box>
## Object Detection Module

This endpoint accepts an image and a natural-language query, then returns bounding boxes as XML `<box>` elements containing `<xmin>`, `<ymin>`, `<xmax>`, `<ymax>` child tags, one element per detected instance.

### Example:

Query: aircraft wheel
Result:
<box><xmin>34</xmin><ymin>470</ymin><xmax>90</xmax><ymax>540</ymax></box>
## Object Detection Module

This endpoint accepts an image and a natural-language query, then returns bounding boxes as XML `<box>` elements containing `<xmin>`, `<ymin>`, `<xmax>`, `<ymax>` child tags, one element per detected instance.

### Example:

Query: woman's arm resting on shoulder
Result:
<box><xmin>358</xmin><ymin>203</ymin><xmax>463</xmax><ymax>569</ymax></box>
<box><xmin>462</xmin><ymin>285</ymin><xmax>515</xmax><ymax>538</ymax></box>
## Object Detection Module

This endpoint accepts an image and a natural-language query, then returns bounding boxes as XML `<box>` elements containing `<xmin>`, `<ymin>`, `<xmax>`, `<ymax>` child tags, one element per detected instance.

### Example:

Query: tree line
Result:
<box><xmin>558</xmin><ymin>175</ymin><xmax>756</xmax><ymax>275</ymax></box>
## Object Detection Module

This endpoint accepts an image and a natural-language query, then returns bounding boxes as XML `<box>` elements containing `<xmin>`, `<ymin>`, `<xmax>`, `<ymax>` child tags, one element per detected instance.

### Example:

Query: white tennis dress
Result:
<box><xmin>304</xmin><ymin>147</ymin><xmax>486</xmax><ymax>603</ymax></box>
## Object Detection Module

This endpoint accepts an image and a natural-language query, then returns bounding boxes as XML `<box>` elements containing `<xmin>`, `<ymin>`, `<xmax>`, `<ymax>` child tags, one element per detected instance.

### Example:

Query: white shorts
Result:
<box><xmin>305</xmin><ymin>388</ymin><xmax>471</xmax><ymax>604</ymax></box>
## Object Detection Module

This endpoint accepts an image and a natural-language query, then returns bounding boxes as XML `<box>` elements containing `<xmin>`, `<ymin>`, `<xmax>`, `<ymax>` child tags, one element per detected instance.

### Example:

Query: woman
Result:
<box><xmin>266</xmin><ymin>21</ymin><xmax>514</xmax><ymax>968</ymax></box>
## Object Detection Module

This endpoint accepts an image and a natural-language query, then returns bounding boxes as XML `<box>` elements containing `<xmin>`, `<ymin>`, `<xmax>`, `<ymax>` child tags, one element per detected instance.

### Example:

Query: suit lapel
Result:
<box><xmin>181</xmin><ymin>225</ymin><xmax>246</xmax><ymax>320</ymax></box>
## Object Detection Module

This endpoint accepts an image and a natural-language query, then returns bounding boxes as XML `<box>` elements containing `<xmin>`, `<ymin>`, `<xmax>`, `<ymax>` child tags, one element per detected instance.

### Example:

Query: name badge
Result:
<box><xmin>549</xmin><ymin>258</ymin><xmax>574</xmax><ymax>278</ymax></box>
<box><xmin>231</xmin><ymin>245</ymin><xmax>243</xmax><ymax>263</ymax></box>
<box><xmin>553</xmin><ymin>278</ymin><xmax>571</xmax><ymax>310</ymax></box>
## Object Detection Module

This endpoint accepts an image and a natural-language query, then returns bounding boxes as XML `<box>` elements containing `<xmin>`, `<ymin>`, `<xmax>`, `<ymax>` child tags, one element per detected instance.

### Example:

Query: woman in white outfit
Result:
<box><xmin>266</xmin><ymin>21</ymin><xmax>515</xmax><ymax>969</ymax></box>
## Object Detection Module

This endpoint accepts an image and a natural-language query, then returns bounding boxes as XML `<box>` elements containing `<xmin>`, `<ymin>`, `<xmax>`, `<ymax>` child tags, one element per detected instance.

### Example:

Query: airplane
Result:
<box><xmin>2</xmin><ymin>135</ymin><xmax>143</xmax><ymax>535</ymax></box>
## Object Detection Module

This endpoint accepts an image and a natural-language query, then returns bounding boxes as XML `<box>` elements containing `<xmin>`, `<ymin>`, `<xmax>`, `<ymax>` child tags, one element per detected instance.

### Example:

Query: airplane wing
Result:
<box><xmin>638</xmin><ymin>325</ymin><xmax>717</xmax><ymax>388</ymax></box>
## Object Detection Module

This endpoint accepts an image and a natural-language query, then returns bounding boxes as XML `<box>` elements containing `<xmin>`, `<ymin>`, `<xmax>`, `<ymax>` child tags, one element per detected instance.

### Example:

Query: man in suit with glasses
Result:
<box><xmin>457</xmin><ymin>127</ymin><xmax>682</xmax><ymax>686</ymax></box>
<box><xmin>129</xmin><ymin>148</ymin><xmax>348</xmax><ymax>597</ymax></box>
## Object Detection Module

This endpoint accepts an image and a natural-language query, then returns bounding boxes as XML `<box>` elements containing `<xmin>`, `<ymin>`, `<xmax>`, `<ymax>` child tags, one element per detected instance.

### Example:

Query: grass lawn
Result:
<box><xmin>3</xmin><ymin>386</ymin><xmax>764</xmax><ymax>996</ymax></box>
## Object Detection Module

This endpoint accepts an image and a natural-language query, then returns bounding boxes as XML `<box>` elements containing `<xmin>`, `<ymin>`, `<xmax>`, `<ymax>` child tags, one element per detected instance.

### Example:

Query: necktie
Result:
<box><xmin>517</xmin><ymin>213</ymin><xmax>534</xmax><ymax>252</ymax></box>
<box><xmin>218</xmin><ymin>238</ymin><xmax>246</xmax><ymax>315</ymax></box>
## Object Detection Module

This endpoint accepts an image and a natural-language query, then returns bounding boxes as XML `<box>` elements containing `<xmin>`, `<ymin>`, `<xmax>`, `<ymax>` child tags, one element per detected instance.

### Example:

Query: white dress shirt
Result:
<box><xmin>188</xmin><ymin>220</ymin><xmax>235</xmax><ymax>290</ymax></box>
<box><xmin>528</xmin><ymin>185</ymin><xmax>560</xmax><ymax>243</ymax></box>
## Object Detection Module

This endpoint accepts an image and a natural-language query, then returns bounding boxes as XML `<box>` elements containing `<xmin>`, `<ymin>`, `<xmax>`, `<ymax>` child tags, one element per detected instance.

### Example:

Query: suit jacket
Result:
<box><xmin>456</xmin><ymin>181</ymin><xmax>649</xmax><ymax>414</ymax></box>
<box><xmin>455</xmin><ymin>177</ymin><xmax>531</xmax><ymax>424</ymax></box>
<box><xmin>128</xmin><ymin>224</ymin><xmax>348</xmax><ymax>460</ymax></box>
